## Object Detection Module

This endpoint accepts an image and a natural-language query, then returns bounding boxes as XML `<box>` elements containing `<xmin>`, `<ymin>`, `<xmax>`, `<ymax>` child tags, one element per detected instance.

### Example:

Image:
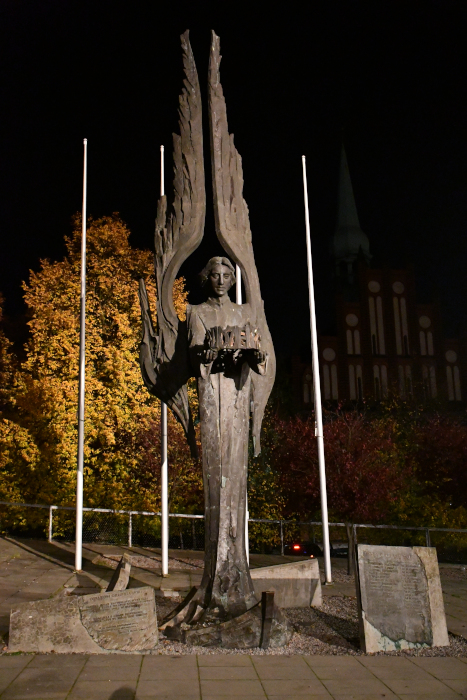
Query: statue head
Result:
<box><xmin>199</xmin><ymin>256</ymin><xmax>236</xmax><ymax>298</ymax></box>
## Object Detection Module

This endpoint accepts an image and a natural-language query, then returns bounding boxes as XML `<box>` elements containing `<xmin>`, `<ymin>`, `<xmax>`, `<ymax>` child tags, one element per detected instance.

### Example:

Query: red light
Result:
<box><xmin>293</xmin><ymin>545</ymin><xmax>300</xmax><ymax>550</ymax></box>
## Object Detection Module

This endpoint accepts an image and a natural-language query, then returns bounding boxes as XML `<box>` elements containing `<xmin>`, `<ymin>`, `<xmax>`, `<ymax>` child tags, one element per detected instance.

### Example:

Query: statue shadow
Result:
<box><xmin>300</xmin><ymin>608</ymin><xmax>360</xmax><ymax>650</ymax></box>
<box><xmin>107</xmin><ymin>688</ymin><xmax>136</xmax><ymax>700</ymax></box>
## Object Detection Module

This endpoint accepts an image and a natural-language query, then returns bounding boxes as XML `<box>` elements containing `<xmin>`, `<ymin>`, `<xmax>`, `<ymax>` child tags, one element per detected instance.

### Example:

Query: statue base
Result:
<box><xmin>162</xmin><ymin>590</ymin><xmax>291</xmax><ymax>649</ymax></box>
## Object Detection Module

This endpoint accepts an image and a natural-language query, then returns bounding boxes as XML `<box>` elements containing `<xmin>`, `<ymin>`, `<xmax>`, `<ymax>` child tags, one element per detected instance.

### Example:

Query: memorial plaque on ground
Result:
<box><xmin>356</xmin><ymin>545</ymin><xmax>449</xmax><ymax>653</ymax></box>
<box><xmin>9</xmin><ymin>586</ymin><xmax>158</xmax><ymax>653</ymax></box>
<box><xmin>250</xmin><ymin>558</ymin><xmax>322</xmax><ymax>608</ymax></box>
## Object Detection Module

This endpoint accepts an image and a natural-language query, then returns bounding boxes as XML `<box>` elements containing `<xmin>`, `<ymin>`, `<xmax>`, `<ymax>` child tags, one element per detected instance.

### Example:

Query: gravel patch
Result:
<box><xmin>152</xmin><ymin>596</ymin><xmax>467</xmax><ymax>656</ymax></box>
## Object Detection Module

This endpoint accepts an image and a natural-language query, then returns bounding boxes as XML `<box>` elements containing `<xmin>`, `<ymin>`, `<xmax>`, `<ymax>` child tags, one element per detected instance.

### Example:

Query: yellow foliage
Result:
<box><xmin>1</xmin><ymin>214</ymin><xmax>190</xmax><ymax>511</ymax></box>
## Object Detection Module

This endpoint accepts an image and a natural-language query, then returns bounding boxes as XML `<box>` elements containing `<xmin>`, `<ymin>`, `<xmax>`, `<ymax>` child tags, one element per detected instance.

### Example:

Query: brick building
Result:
<box><xmin>296</xmin><ymin>146</ymin><xmax>464</xmax><ymax>406</ymax></box>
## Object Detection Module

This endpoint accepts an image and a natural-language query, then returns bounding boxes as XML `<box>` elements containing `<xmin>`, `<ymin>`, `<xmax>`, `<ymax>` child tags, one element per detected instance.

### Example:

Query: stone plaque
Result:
<box><xmin>356</xmin><ymin>545</ymin><xmax>449</xmax><ymax>652</ymax></box>
<box><xmin>106</xmin><ymin>552</ymin><xmax>131</xmax><ymax>592</ymax></box>
<box><xmin>250</xmin><ymin>559</ymin><xmax>322</xmax><ymax>608</ymax></box>
<box><xmin>9</xmin><ymin>586</ymin><xmax>158</xmax><ymax>653</ymax></box>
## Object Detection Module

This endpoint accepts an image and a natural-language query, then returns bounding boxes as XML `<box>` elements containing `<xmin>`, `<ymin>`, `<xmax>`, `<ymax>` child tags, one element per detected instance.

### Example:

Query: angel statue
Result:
<box><xmin>138</xmin><ymin>31</ymin><xmax>290</xmax><ymax>648</ymax></box>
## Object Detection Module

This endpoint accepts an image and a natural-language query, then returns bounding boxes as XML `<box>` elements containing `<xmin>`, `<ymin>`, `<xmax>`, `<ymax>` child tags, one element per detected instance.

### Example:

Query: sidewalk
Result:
<box><xmin>2</xmin><ymin>537</ymin><xmax>467</xmax><ymax>698</ymax></box>
<box><xmin>1</xmin><ymin>653</ymin><xmax>467</xmax><ymax>699</ymax></box>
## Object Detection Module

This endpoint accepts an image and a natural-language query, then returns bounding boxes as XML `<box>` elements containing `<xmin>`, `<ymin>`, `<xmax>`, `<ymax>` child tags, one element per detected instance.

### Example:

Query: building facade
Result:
<box><xmin>296</xmin><ymin>147</ymin><xmax>463</xmax><ymax>406</ymax></box>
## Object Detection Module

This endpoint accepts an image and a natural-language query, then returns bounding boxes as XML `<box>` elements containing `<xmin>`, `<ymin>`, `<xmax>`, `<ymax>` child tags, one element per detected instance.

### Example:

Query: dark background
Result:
<box><xmin>1</xmin><ymin>1</ymin><xmax>466</xmax><ymax>355</ymax></box>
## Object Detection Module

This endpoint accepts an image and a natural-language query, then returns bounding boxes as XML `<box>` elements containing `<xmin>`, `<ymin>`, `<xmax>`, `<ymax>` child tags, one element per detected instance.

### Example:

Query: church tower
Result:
<box><xmin>331</xmin><ymin>145</ymin><xmax>371</xmax><ymax>281</ymax></box>
<box><xmin>296</xmin><ymin>144</ymin><xmax>463</xmax><ymax>406</ymax></box>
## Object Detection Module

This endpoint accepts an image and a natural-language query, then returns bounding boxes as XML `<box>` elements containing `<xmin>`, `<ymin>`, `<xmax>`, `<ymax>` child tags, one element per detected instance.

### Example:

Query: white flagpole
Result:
<box><xmin>160</xmin><ymin>145</ymin><xmax>169</xmax><ymax>577</ymax></box>
<box><xmin>75</xmin><ymin>138</ymin><xmax>87</xmax><ymax>572</ymax></box>
<box><xmin>236</xmin><ymin>265</ymin><xmax>249</xmax><ymax>564</ymax></box>
<box><xmin>302</xmin><ymin>156</ymin><xmax>332</xmax><ymax>584</ymax></box>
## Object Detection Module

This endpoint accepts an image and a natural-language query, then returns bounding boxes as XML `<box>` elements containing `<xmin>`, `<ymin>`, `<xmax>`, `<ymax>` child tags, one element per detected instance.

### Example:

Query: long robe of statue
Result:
<box><xmin>138</xmin><ymin>31</ymin><xmax>289</xmax><ymax>647</ymax></box>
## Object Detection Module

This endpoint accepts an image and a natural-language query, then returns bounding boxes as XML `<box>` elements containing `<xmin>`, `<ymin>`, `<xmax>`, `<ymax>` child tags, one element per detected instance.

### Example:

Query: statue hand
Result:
<box><xmin>204</xmin><ymin>348</ymin><xmax>218</xmax><ymax>363</ymax></box>
<box><xmin>253</xmin><ymin>350</ymin><xmax>266</xmax><ymax>364</ymax></box>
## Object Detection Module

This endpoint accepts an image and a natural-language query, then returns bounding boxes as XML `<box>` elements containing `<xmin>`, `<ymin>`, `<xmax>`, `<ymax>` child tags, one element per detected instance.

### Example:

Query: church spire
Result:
<box><xmin>331</xmin><ymin>144</ymin><xmax>371</xmax><ymax>277</ymax></box>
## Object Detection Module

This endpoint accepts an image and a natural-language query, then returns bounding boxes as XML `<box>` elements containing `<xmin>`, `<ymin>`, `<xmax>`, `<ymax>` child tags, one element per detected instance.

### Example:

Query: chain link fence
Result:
<box><xmin>2</xmin><ymin>500</ymin><xmax>467</xmax><ymax>563</ymax></box>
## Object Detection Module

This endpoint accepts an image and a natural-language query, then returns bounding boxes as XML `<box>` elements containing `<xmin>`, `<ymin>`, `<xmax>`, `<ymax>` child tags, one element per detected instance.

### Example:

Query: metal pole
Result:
<box><xmin>48</xmin><ymin>506</ymin><xmax>56</xmax><ymax>543</ymax></box>
<box><xmin>302</xmin><ymin>156</ymin><xmax>332</xmax><ymax>585</ymax></box>
<box><xmin>280</xmin><ymin>520</ymin><xmax>284</xmax><ymax>556</ymax></box>
<box><xmin>236</xmin><ymin>264</ymin><xmax>249</xmax><ymax>565</ymax></box>
<box><xmin>128</xmin><ymin>512</ymin><xmax>133</xmax><ymax>548</ymax></box>
<box><xmin>160</xmin><ymin>145</ymin><xmax>169</xmax><ymax>577</ymax></box>
<box><xmin>75</xmin><ymin>138</ymin><xmax>87</xmax><ymax>573</ymax></box>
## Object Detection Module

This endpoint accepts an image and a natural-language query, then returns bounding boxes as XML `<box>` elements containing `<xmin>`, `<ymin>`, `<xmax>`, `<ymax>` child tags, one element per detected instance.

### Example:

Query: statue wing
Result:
<box><xmin>139</xmin><ymin>30</ymin><xmax>205</xmax><ymax>457</ymax></box>
<box><xmin>208</xmin><ymin>31</ymin><xmax>275</xmax><ymax>456</ymax></box>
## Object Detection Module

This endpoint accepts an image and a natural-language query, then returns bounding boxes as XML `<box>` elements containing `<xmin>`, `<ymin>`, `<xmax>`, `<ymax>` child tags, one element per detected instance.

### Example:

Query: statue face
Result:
<box><xmin>209</xmin><ymin>263</ymin><xmax>233</xmax><ymax>297</ymax></box>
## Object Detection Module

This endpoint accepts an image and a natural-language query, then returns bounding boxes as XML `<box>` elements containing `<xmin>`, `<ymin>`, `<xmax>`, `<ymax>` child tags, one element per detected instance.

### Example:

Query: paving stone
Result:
<box><xmin>197</xmin><ymin>654</ymin><xmax>252</xmax><ymax>666</ymax></box>
<box><xmin>397</xmin><ymin>695</ymin><xmax>463</xmax><ymax>700</ymax></box>
<box><xmin>200</xmin><ymin>679</ymin><xmax>265</xmax><ymax>695</ymax></box>
<box><xmin>67</xmin><ymin>680</ymin><xmax>137</xmax><ymax>699</ymax></box>
<box><xmin>85</xmin><ymin>655</ymin><xmax>142</xmax><ymax>668</ymax></box>
<box><xmin>27</xmin><ymin>655</ymin><xmax>87</xmax><ymax>670</ymax></box>
<box><xmin>330</xmin><ymin>694</ymin><xmax>398</xmax><ymax>700</ymax></box>
<box><xmin>409</xmin><ymin>656</ymin><xmax>467</xmax><ymax>678</ymax></box>
<box><xmin>0</xmin><ymin>656</ymin><xmax>32</xmax><ymax>669</ymax></box>
<box><xmin>382</xmin><ymin>677</ymin><xmax>460</xmax><ymax>694</ymax></box>
<box><xmin>200</xmin><ymin>666</ymin><xmax>258</xmax><ymax>680</ymax></box>
<box><xmin>356</xmin><ymin>657</ymin><xmax>432</xmax><ymax>679</ymax></box>
<box><xmin>0</xmin><ymin>668</ymin><xmax>25</xmax><ymax>693</ymax></box>
<box><xmin>0</xmin><ymin>667</ymin><xmax>78</xmax><ymax>699</ymax></box>
<box><xmin>440</xmin><ymin>679</ymin><xmax>467</xmax><ymax>696</ymax></box>
<box><xmin>322</xmin><ymin>678</ymin><xmax>397</xmax><ymax>695</ymax></box>
<box><xmin>253</xmin><ymin>660</ymin><xmax>316</xmax><ymax>680</ymax></box>
<box><xmin>262</xmin><ymin>679</ymin><xmax>330</xmax><ymax>695</ymax></box>
<box><xmin>136</xmin><ymin>679</ymin><xmax>201</xmax><ymax>697</ymax></box>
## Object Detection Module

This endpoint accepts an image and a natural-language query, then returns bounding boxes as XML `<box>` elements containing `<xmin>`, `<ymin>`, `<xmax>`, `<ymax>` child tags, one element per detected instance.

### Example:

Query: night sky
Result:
<box><xmin>1</xmin><ymin>1</ymin><xmax>466</xmax><ymax>356</ymax></box>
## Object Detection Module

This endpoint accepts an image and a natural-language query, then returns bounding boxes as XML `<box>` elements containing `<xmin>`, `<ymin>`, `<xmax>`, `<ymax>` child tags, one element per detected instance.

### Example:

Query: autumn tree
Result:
<box><xmin>271</xmin><ymin>409</ymin><xmax>408</xmax><ymax>523</ymax></box>
<box><xmin>0</xmin><ymin>214</ymin><xmax>197</xmax><ymax>511</ymax></box>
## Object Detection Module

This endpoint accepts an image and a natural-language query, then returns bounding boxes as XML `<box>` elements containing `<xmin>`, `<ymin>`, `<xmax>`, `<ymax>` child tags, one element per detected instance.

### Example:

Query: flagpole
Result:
<box><xmin>75</xmin><ymin>138</ymin><xmax>87</xmax><ymax>572</ymax></box>
<box><xmin>236</xmin><ymin>265</ymin><xmax>249</xmax><ymax>564</ymax></box>
<box><xmin>160</xmin><ymin>145</ymin><xmax>169</xmax><ymax>577</ymax></box>
<box><xmin>302</xmin><ymin>155</ymin><xmax>332</xmax><ymax>584</ymax></box>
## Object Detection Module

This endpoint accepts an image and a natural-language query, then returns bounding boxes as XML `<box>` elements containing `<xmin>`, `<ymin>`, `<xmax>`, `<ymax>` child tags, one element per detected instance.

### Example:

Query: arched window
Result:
<box><xmin>356</xmin><ymin>365</ymin><xmax>363</xmax><ymax>401</ymax></box>
<box><xmin>373</xmin><ymin>365</ymin><xmax>381</xmax><ymax>400</ymax></box>
<box><xmin>398</xmin><ymin>365</ymin><xmax>405</xmax><ymax>397</ymax></box>
<box><xmin>405</xmin><ymin>366</ymin><xmax>412</xmax><ymax>396</ymax></box>
<box><xmin>331</xmin><ymin>364</ymin><xmax>338</xmax><ymax>400</ymax></box>
<box><xmin>393</xmin><ymin>298</ymin><xmax>402</xmax><ymax>355</ymax></box>
<box><xmin>349</xmin><ymin>365</ymin><xmax>356</xmax><ymax>400</ymax></box>
<box><xmin>381</xmin><ymin>366</ymin><xmax>388</xmax><ymax>397</ymax></box>
<box><xmin>400</xmin><ymin>298</ymin><xmax>410</xmax><ymax>354</ymax></box>
<box><xmin>376</xmin><ymin>296</ymin><xmax>385</xmax><ymax>354</ymax></box>
<box><xmin>427</xmin><ymin>332</ymin><xmax>434</xmax><ymax>356</ymax></box>
<box><xmin>354</xmin><ymin>330</ymin><xmax>361</xmax><ymax>355</ymax></box>
<box><xmin>420</xmin><ymin>331</ymin><xmax>427</xmax><ymax>356</ymax></box>
<box><xmin>446</xmin><ymin>366</ymin><xmax>454</xmax><ymax>401</ymax></box>
<box><xmin>422</xmin><ymin>365</ymin><xmax>429</xmax><ymax>399</ymax></box>
<box><xmin>454</xmin><ymin>366</ymin><xmax>462</xmax><ymax>401</ymax></box>
<box><xmin>303</xmin><ymin>382</ymin><xmax>310</xmax><ymax>404</ymax></box>
<box><xmin>369</xmin><ymin>297</ymin><xmax>378</xmax><ymax>354</ymax></box>
<box><xmin>322</xmin><ymin>364</ymin><xmax>331</xmax><ymax>400</ymax></box>
<box><xmin>346</xmin><ymin>329</ymin><xmax>353</xmax><ymax>355</ymax></box>
<box><xmin>430</xmin><ymin>366</ymin><xmax>437</xmax><ymax>398</ymax></box>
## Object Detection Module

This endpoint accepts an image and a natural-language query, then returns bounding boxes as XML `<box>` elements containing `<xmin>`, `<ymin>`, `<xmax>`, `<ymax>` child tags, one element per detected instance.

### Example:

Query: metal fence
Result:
<box><xmin>2</xmin><ymin>500</ymin><xmax>467</xmax><ymax>562</ymax></box>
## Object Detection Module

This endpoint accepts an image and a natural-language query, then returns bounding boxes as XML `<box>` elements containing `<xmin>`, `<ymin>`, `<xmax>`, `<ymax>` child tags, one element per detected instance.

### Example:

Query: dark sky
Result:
<box><xmin>1</xmin><ymin>1</ymin><xmax>467</xmax><ymax>355</ymax></box>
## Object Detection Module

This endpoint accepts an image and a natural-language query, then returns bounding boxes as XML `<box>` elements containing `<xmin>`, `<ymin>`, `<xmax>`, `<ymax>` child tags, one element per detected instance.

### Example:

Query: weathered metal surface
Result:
<box><xmin>138</xmin><ymin>31</ymin><xmax>286</xmax><ymax>646</ymax></box>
